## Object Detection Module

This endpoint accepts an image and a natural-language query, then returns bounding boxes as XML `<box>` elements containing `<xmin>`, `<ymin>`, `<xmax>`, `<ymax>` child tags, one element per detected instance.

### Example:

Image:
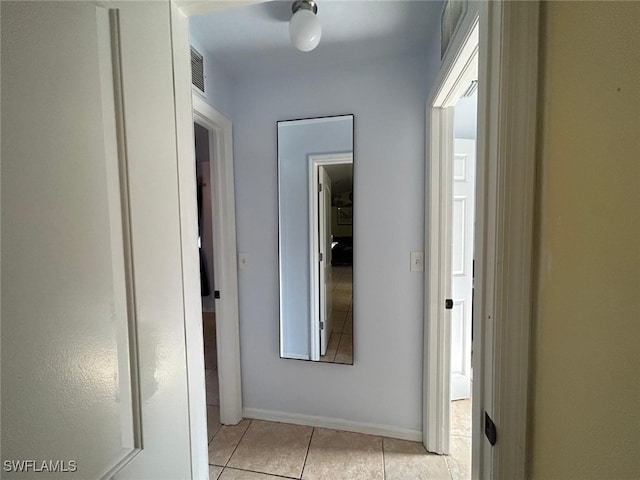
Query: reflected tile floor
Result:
<box><xmin>320</xmin><ymin>265</ymin><xmax>353</xmax><ymax>364</ymax></box>
<box><xmin>207</xmin><ymin>400</ymin><xmax>471</xmax><ymax>480</ymax></box>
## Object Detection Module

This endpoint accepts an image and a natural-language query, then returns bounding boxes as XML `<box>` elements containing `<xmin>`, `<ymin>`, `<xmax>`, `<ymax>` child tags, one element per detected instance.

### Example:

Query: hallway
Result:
<box><xmin>206</xmin><ymin>400</ymin><xmax>471</xmax><ymax>480</ymax></box>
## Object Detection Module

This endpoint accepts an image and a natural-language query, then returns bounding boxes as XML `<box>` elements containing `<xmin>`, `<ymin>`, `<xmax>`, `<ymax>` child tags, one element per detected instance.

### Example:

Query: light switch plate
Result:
<box><xmin>238</xmin><ymin>253</ymin><xmax>248</xmax><ymax>270</ymax></box>
<box><xmin>410</xmin><ymin>251</ymin><xmax>424</xmax><ymax>272</ymax></box>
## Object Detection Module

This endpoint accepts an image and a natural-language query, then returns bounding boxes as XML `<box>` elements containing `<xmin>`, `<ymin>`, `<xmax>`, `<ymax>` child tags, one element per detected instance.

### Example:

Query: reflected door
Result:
<box><xmin>319</xmin><ymin>167</ymin><xmax>333</xmax><ymax>355</ymax></box>
<box><xmin>451</xmin><ymin>138</ymin><xmax>476</xmax><ymax>400</ymax></box>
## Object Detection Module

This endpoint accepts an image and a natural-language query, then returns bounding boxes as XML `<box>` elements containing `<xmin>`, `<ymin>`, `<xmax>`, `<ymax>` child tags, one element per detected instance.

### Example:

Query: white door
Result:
<box><xmin>2</xmin><ymin>2</ymin><xmax>194</xmax><ymax>478</ymax></box>
<box><xmin>318</xmin><ymin>167</ymin><xmax>333</xmax><ymax>355</ymax></box>
<box><xmin>450</xmin><ymin>138</ymin><xmax>476</xmax><ymax>400</ymax></box>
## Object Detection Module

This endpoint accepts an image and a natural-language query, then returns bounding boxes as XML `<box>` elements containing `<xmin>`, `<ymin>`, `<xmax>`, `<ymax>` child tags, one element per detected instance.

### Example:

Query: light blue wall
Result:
<box><xmin>232</xmin><ymin>39</ymin><xmax>440</xmax><ymax>432</ymax></box>
<box><xmin>278</xmin><ymin>116</ymin><xmax>353</xmax><ymax>359</ymax></box>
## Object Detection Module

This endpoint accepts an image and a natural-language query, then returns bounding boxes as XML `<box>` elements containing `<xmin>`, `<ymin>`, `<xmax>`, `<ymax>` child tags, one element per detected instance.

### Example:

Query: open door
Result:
<box><xmin>318</xmin><ymin>166</ymin><xmax>333</xmax><ymax>356</ymax></box>
<box><xmin>2</xmin><ymin>2</ymin><xmax>195</xmax><ymax>478</ymax></box>
<box><xmin>450</xmin><ymin>138</ymin><xmax>476</xmax><ymax>400</ymax></box>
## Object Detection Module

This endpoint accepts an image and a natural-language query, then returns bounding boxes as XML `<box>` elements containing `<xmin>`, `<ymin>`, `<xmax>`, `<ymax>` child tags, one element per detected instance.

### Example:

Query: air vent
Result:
<box><xmin>191</xmin><ymin>47</ymin><xmax>205</xmax><ymax>94</ymax></box>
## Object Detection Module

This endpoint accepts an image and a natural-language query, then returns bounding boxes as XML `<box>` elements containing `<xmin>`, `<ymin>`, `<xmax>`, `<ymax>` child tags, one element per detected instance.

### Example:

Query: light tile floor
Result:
<box><xmin>206</xmin><ymin>399</ymin><xmax>471</xmax><ymax>480</ymax></box>
<box><xmin>204</xmin><ymin>282</ymin><xmax>471</xmax><ymax>479</ymax></box>
<box><xmin>203</xmin><ymin>312</ymin><xmax>223</xmax><ymax>442</ymax></box>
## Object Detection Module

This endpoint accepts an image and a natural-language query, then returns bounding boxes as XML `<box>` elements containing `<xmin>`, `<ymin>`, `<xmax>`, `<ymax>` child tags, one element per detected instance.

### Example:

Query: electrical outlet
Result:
<box><xmin>410</xmin><ymin>251</ymin><xmax>424</xmax><ymax>272</ymax></box>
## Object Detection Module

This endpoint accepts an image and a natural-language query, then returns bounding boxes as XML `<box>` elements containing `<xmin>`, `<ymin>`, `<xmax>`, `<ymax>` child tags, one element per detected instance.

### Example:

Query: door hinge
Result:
<box><xmin>214</xmin><ymin>290</ymin><xmax>220</xmax><ymax>299</ymax></box>
<box><xmin>318</xmin><ymin>183</ymin><xmax>323</xmax><ymax>192</ymax></box>
<box><xmin>445</xmin><ymin>298</ymin><xmax>453</xmax><ymax>310</ymax></box>
<box><xmin>319</xmin><ymin>252</ymin><xmax>323</xmax><ymax>262</ymax></box>
<box><xmin>320</xmin><ymin>321</ymin><xmax>324</xmax><ymax>330</ymax></box>
<box><xmin>485</xmin><ymin>411</ymin><xmax>497</xmax><ymax>446</ymax></box>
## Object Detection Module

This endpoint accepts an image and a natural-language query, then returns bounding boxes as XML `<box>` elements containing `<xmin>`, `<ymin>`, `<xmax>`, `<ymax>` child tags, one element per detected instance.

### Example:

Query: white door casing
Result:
<box><xmin>425</xmin><ymin>17</ymin><xmax>479</xmax><ymax>455</ymax></box>
<box><xmin>450</xmin><ymin>139</ymin><xmax>476</xmax><ymax>401</ymax></box>
<box><xmin>2</xmin><ymin>1</ymin><xmax>194</xmax><ymax>478</ymax></box>
<box><xmin>171</xmin><ymin>7</ymin><xmax>244</xmax><ymax>477</ymax></box>
<box><xmin>172</xmin><ymin>0</ymin><xmax>244</xmax><ymax>472</ymax></box>
<box><xmin>190</xmin><ymin>96</ymin><xmax>243</xmax><ymax>427</ymax></box>
<box><xmin>318</xmin><ymin>167</ymin><xmax>333</xmax><ymax>356</ymax></box>
<box><xmin>425</xmin><ymin>2</ymin><xmax>540</xmax><ymax>479</ymax></box>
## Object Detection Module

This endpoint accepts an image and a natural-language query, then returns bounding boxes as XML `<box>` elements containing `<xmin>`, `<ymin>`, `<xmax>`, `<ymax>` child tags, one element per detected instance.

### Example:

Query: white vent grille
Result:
<box><xmin>191</xmin><ymin>47</ymin><xmax>205</xmax><ymax>94</ymax></box>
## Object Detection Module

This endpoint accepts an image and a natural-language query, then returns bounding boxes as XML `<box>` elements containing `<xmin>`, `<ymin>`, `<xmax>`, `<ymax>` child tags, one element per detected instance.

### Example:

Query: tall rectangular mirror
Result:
<box><xmin>278</xmin><ymin>115</ymin><xmax>354</xmax><ymax>364</ymax></box>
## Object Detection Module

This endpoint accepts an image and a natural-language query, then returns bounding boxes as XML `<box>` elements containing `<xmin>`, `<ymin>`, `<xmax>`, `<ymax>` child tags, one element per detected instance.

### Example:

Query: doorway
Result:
<box><xmin>194</xmin><ymin>121</ymin><xmax>223</xmax><ymax>442</ymax></box>
<box><xmin>309</xmin><ymin>153</ymin><xmax>354</xmax><ymax>363</ymax></box>
<box><xmin>424</xmin><ymin>12</ymin><xmax>479</xmax><ymax>465</ymax></box>
<box><xmin>191</xmin><ymin>95</ymin><xmax>243</xmax><ymax>424</ymax></box>
<box><xmin>424</xmin><ymin>3</ymin><xmax>541</xmax><ymax>478</ymax></box>
<box><xmin>447</xmin><ymin>83</ymin><xmax>478</xmax><ymax>478</ymax></box>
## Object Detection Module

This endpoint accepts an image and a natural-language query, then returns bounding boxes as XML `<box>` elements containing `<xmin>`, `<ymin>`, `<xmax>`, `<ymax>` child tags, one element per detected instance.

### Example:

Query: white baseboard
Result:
<box><xmin>281</xmin><ymin>353</ymin><xmax>310</xmax><ymax>361</ymax></box>
<box><xmin>243</xmin><ymin>408</ymin><xmax>422</xmax><ymax>442</ymax></box>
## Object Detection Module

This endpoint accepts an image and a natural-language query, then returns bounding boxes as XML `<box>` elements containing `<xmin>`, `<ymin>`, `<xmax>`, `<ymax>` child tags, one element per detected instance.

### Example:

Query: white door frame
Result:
<box><xmin>424</xmin><ymin>2</ymin><xmax>539</xmax><ymax>479</ymax></box>
<box><xmin>171</xmin><ymin>4</ymin><xmax>244</xmax><ymax>479</ymax></box>
<box><xmin>192</xmin><ymin>94</ymin><xmax>243</xmax><ymax>427</ymax></box>
<box><xmin>425</xmin><ymin>17</ymin><xmax>479</xmax><ymax>457</ymax></box>
<box><xmin>308</xmin><ymin>153</ymin><xmax>353</xmax><ymax>361</ymax></box>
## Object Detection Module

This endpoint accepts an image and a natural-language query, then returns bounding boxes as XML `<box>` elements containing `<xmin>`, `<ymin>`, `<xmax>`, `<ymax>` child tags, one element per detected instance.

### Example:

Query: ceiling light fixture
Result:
<box><xmin>289</xmin><ymin>0</ymin><xmax>321</xmax><ymax>52</ymax></box>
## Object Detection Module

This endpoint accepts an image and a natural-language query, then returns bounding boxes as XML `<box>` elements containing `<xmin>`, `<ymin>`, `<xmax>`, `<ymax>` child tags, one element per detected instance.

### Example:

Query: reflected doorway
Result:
<box><xmin>194</xmin><ymin>122</ymin><xmax>222</xmax><ymax>442</ymax></box>
<box><xmin>310</xmin><ymin>156</ymin><xmax>353</xmax><ymax>364</ymax></box>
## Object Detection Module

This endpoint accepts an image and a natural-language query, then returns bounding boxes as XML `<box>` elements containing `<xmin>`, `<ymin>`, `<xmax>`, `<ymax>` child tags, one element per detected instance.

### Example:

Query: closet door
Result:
<box><xmin>1</xmin><ymin>2</ymin><xmax>192</xmax><ymax>478</ymax></box>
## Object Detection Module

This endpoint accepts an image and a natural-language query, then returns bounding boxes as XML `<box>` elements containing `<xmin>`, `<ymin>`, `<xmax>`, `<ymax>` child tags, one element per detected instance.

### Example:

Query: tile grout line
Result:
<box><xmin>381</xmin><ymin>436</ymin><xmax>387</xmax><ymax>480</ymax></box>
<box><xmin>444</xmin><ymin>455</ymin><xmax>455</xmax><ymax>480</ymax></box>
<box><xmin>222</xmin><ymin>465</ymin><xmax>298</xmax><ymax>480</ymax></box>
<box><xmin>223</xmin><ymin>419</ymin><xmax>253</xmax><ymax>469</ymax></box>
<box><xmin>299</xmin><ymin>427</ymin><xmax>315</xmax><ymax>480</ymax></box>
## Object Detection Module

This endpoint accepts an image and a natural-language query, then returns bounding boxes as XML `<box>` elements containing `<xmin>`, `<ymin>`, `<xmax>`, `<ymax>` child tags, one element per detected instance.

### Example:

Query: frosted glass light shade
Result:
<box><xmin>289</xmin><ymin>9</ymin><xmax>321</xmax><ymax>52</ymax></box>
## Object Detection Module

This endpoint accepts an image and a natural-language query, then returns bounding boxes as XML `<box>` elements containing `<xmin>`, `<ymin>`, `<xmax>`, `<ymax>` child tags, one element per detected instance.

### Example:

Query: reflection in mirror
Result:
<box><xmin>278</xmin><ymin>115</ymin><xmax>354</xmax><ymax>364</ymax></box>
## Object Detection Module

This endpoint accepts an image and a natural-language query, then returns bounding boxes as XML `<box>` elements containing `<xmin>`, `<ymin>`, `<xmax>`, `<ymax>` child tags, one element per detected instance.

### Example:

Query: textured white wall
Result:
<box><xmin>231</xmin><ymin>41</ymin><xmax>440</xmax><ymax>431</ymax></box>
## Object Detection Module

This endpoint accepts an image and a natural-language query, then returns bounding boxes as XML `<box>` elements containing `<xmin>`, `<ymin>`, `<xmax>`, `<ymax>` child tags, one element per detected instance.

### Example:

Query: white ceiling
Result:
<box><xmin>190</xmin><ymin>0</ymin><xmax>444</xmax><ymax>79</ymax></box>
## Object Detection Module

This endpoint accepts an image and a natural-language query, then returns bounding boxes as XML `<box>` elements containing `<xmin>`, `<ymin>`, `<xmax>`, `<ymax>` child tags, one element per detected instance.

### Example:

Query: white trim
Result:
<box><xmin>308</xmin><ymin>152</ymin><xmax>353</xmax><ymax>361</ymax></box>
<box><xmin>192</xmin><ymin>95</ymin><xmax>243</xmax><ymax>427</ymax></box>
<box><xmin>424</xmin><ymin>105</ymin><xmax>454</xmax><ymax>455</ymax></box>
<box><xmin>425</xmin><ymin>17</ymin><xmax>479</xmax><ymax>457</ymax></box>
<box><xmin>243</xmin><ymin>408</ymin><xmax>422</xmax><ymax>442</ymax></box>
<box><xmin>281</xmin><ymin>353</ymin><xmax>310</xmax><ymax>361</ymax></box>
<box><xmin>424</xmin><ymin>1</ymin><xmax>539</xmax><ymax>479</ymax></box>
<box><xmin>169</xmin><ymin>6</ymin><xmax>209</xmax><ymax>479</ymax></box>
<box><xmin>476</xmin><ymin>3</ymin><xmax>539</xmax><ymax>478</ymax></box>
<box><xmin>170</xmin><ymin>10</ymin><xmax>243</xmax><ymax>480</ymax></box>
